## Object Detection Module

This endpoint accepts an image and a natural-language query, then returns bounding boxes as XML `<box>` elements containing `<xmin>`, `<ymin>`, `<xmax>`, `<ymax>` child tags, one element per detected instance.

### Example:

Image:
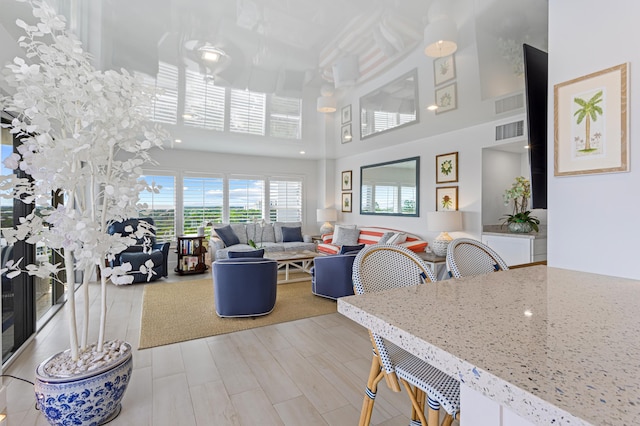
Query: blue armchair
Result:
<box><xmin>107</xmin><ymin>217</ymin><xmax>170</xmax><ymax>283</ymax></box>
<box><xmin>213</xmin><ymin>258</ymin><xmax>278</xmax><ymax>317</ymax></box>
<box><xmin>311</xmin><ymin>253</ymin><xmax>357</xmax><ymax>300</ymax></box>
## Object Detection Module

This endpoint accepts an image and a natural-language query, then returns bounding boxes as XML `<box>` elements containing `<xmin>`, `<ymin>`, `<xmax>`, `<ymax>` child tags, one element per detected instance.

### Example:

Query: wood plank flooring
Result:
<box><xmin>3</xmin><ymin>272</ymin><xmax>459</xmax><ymax>425</ymax></box>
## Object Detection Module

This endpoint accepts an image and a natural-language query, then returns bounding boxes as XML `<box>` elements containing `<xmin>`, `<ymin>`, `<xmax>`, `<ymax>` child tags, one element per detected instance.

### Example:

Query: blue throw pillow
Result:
<box><xmin>339</xmin><ymin>244</ymin><xmax>365</xmax><ymax>255</ymax></box>
<box><xmin>215</xmin><ymin>225</ymin><xmax>240</xmax><ymax>247</ymax></box>
<box><xmin>228</xmin><ymin>249</ymin><xmax>265</xmax><ymax>258</ymax></box>
<box><xmin>282</xmin><ymin>226</ymin><xmax>303</xmax><ymax>242</ymax></box>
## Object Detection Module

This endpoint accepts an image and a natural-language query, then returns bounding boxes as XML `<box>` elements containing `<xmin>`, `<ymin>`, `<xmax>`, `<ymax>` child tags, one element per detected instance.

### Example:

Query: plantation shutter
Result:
<box><xmin>183</xmin><ymin>176</ymin><xmax>224</xmax><ymax>234</ymax></box>
<box><xmin>269</xmin><ymin>179</ymin><xmax>302</xmax><ymax>222</ymax></box>
<box><xmin>269</xmin><ymin>96</ymin><xmax>301</xmax><ymax>139</ymax></box>
<box><xmin>374</xmin><ymin>185</ymin><xmax>399</xmax><ymax>213</ymax></box>
<box><xmin>151</xmin><ymin>62</ymin><xmax>179</xmax><ymax>124</ymax></box>
<box><xmin>229</xmin><ymin>89</ymin><xmax>266</xmax><ymax>135</ymax></box>
<box><xmin>228</xmin><ymin>178</ymin><xmax>264</xmax><ymax>223</ymax></box>
<box><xmin>184</xmin><ymin>70</ymin><xmax>225</xmax><ymax>131</ymax></box>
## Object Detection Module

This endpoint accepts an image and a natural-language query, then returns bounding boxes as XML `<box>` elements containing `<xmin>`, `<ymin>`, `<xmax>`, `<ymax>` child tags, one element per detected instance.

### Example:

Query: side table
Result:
<box><xmin>417</xmin><ymin>251</ymin><xmax>449</xmax><ymax>280</ymax></box>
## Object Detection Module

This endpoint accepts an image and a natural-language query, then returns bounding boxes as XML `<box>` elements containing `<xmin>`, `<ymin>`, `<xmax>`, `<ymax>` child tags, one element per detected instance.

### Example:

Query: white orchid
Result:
<box><xmin>0</xmin><ymin>0</ymin><xmax>168</xmax><ymax>360</ymax></box>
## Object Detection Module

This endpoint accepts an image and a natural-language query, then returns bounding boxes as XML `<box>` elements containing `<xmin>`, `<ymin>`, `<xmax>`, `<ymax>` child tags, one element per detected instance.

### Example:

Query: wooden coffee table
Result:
<box><xmin>264</xmin><ymin>250</ymin><xmax>321</xmax><ymax>283</ymax></box>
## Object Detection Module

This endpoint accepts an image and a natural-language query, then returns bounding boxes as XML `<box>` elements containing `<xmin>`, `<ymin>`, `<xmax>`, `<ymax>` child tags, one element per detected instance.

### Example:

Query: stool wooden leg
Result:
<box><xmin>427</xmin><ymin>406</ymin><xmax>440</xmax><ymax>426</ymax></box>
<box><xmin>441</xmin><ymin>413</ymin><xmax>454</xmax><ymax>426</ymax></box>
<box><xmin>358</xmin><ymin>354</ymin><xmax>385</xmax><ymax>426</ymax></box>
<box><xmin>400</xmin><ymin>379</ymin><xmax>428</xmax><ymax>426</ymax></box>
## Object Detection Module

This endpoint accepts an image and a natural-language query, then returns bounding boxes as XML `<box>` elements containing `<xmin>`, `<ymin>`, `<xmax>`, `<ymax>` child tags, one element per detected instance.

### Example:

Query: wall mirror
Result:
<box><xmin>360</xmin><ymin>69</ymin><xmax>419</xmax><ymax>139</ymax></box>
<box><xmin>360</xmin><ymin>156</ymin><xmax>420</xmax><ymax>216</ymax></box>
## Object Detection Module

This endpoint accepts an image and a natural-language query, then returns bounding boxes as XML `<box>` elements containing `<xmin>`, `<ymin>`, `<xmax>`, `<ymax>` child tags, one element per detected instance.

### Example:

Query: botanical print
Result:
<box><xmin>342</xmin><ymin>193</ymin><xmax>352</xmax><ymax>212</ymax></box>
<box><xmin>434</xmin><ymin>54</ymin><xmax>456</xmax><ymax>86</ymax></box>
<box><xmin>436</xmin><ymin>152</ymin><xmax>458</xmax><ymax>183</ymax></box>
<box><xmin>436</xmin><ymin>186</ymin><xmax>458</xmax><ymax>211</ymax></box>
<box><xmin>435</xmin><ymin>83</ymin><xmax>457</xmax><ymax>114</ymax></box>
<box><xmin>341</xmin><ymin>170</ymin><xmax>352</xmax><ymax>191</ymax></box>
<box><xmin>572</xmin><ymin>88</ymin><xmax>604</xmax><ymax>157</ymax></box>
<box><xmin>341</xmin><ymin>123</ymin><xmax>352</xmax><ymax>143</ymax></box>
<box><xmin>440</xmin><ymin>159</ymin><xmax>453</xmax><ymax>176</ymax></box>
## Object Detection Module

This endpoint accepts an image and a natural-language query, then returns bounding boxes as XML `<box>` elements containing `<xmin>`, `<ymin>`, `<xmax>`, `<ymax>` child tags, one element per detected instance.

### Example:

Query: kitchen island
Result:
<box><xmin>337</xmin><ymin>265</ymin><xmax>640</xmax><ymax>425</ymax></box>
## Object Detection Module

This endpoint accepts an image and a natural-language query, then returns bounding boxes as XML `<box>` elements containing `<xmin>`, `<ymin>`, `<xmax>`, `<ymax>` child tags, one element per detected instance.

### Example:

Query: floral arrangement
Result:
<box><xmin>501</xmin><ymin>176</ymin><xmax>539</xmax><ymax>232</ymax></box>
<box><xmin>0</xmin><ymin>0</ymin><xmax>167</xmax><ymax>362</ymax></box>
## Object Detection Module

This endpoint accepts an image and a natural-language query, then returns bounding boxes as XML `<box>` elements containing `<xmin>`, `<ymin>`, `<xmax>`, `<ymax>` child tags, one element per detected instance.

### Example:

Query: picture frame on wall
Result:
<box><xmin>341</xmin><ymin>104</ymin><xmax>352</xmax><ymax>124</ymax></box>
<box><xmin>435</xmin><ymin>83</ymin><xmax>457</xmax><ymax>114</ymax></box>
<box><xmin>433</xmin><ymin>54</ymin><xmax>456</xmax><ymax>86</ymax></box>
<box><xmin>554</xmin><ymin>63</ymin><xmax>629</xmax><ymax>176</ymax></box>
<box><xmin>341</xmin><ymin>170</ymin><xmax>352</xmax><ymax>191</ymax></box>
<box><xmin>436</xmin><ymin>186</ymin><xmax>458</xmax><ymax>211</ymax></box>
<box><xmin>435</xmin><ymin>152</ymin><xmax>458</xmax><ymax>183</ymax></box>
<box><xmin>341</xmin><ymin>123</ymin><xmax>352</xmax><ymax>143</ymax></box>
<box><xmin>342</xmin><ymin>193</ymin><xmax>352</xmax><ymax>212</ymax></box>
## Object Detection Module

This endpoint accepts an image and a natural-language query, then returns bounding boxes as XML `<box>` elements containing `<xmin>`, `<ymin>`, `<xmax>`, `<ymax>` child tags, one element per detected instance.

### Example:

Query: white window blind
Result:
<box><xmin>136</xmin><ymin>62</ymin><xmax>179</xmax><ymax>125</ymax></box>
<box><xmin>228</xmin><ymin>178</ymin><xmax>264</xmax><ymax>223</ymax></box>
<box><xmin>183</xmin><ymin>176</ymin><xmax>223</xmax><ymax>234</ymax></box>
<box><xmin>361</xmin><ymin>184</ymin><xmax>373</xmax><ymax>213</ymax></box>
<box><xmin>229</xmin><ymin>89</ymin><xmax>266</xmax><ymax>135</ymax></box>
<box><xmin>373</xmin><ymin>111</ymin><xmax>399</xmax><ymax>133</ymax></box>
<box><xmin>138</xmin><ymin>175</ymin><xmax>176</xmax><ymax>242</ymax></box>
<box><xmin>269</xmin><ymin>96</ymin><xmax>301</xmax><ymax>139</ymax></box>
<box><xmin>184</xmin><ymin>70</ymin><xmax>225</xmax><ymax>131</ymax></box>
<box><xmin>269</xmin><ymin>179</ymin><xmax>302</xmax><ymax>222</ymax></box>
<box><xmin>374</xmin><ymin>185</ymin><xmax>399</xmax><ymax>213</ymax></box>
<box><xmin>401</xmin><ymin>186</ymin><xmax>416</xmax><ymax>213</ymax></box>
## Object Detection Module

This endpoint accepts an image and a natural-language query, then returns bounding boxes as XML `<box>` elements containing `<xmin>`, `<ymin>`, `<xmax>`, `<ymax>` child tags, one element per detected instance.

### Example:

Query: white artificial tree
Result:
<box><xmin>0</xmin><ymin>0</ymin><xmax>168</xmax><ymax>367</ymax></box>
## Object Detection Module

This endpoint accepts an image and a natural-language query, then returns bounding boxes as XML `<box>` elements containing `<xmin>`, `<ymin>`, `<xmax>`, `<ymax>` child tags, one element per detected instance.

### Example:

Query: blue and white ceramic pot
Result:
<box><xmin>34</xmin><ymin>342</ymin><xmax>133</xmax><ymax>426</ymax></box>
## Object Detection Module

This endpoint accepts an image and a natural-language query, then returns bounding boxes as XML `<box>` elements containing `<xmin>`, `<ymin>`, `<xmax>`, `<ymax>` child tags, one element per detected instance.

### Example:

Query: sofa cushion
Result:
<box><xmin>378</xmin><ymin>231</ymin><xmax>395</xmax><ymax>244</ymax></box>
<box><xmin>228</xmin><ymin>249</ymin><xmax>265</xmax><ymax>258</ymax></box>
<box><xmin>230</xmin><ymin>224</ymin><xmax>248</xmax><ymax>244</ymax></box>
<box><xmin>215</xmin><ymin>225</ymin><xmax>240</xmax><ymax>247</ymax></box>
<box><xmin>282</xmin><ymin>226</ymin><xmax>303</xmax><ymax>242</ymax></box>
<box><xmin>333</xmin><ymin>225</ymin><xmax>360</xmax><ymax>245</ymax></box>
<box><xmin>274</xmin><ymin>221</ymin><xmax>302</xmax><ymax>243</ymax></box>
<box><xmin>387</xmin><ymin>232</ymin><xmax>407</xmax><ymax>245</ymax></box>
<box><xmin>339</xmin><ymin>244</ymin><xmax>365</xmax><ymax>255</ymax></box>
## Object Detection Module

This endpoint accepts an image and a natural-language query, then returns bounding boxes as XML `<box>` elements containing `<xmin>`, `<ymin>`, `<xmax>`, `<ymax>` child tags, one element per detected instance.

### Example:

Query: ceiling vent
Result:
<box><xmin>495</xmin><ymin>93</ymin><xmax>524</xmax><ymax>115</ymax></box>
<box><xmin>495</xmin><ymin>120</ymin><xmax>524</xmax><ymax>141</ymax></box>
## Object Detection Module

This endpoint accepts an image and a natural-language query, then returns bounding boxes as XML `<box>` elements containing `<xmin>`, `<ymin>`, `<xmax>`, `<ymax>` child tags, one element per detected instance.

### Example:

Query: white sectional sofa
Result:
<box><xmin>208</xmin><ymin>222</ymin><xmax>315</xmax><ymax>260</ymax></box>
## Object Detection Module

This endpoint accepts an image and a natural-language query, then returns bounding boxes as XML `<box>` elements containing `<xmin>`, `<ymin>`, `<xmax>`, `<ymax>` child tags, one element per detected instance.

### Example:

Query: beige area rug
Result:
<box><xmin>139</xmin><ymin>276</ymin><xmax>336</xmax><ymax>349</ymax></box>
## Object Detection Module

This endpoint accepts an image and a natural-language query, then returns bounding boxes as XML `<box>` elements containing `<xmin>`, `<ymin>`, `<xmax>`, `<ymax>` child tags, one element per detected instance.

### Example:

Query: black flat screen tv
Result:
<box><xmin>523</xmin><ymin>44</ymin><xmax>548</xmax><ymax>209</ymax></box>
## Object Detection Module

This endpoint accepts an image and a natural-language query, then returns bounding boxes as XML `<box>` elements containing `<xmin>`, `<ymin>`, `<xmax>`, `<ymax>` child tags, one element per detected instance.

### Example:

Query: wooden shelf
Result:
<box><xmin>175</xmin><ymin>235</ymin><xmax>208</xmax><ymax>275</ymax></box>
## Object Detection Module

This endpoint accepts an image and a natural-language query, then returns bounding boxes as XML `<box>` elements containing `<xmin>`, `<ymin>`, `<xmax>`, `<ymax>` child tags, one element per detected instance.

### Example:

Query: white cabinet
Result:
<box><xmin>481</xmin><ymin>233</ymin><xmax>546</xmax><ymax>266</ymax></box>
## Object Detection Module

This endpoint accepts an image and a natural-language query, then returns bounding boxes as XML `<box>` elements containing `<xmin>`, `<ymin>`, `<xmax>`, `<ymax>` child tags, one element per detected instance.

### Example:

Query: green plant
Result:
<box><xmin>501</xmin><ymin>210</ymin><xmax>540</xmax><ymax>232</ymax></box>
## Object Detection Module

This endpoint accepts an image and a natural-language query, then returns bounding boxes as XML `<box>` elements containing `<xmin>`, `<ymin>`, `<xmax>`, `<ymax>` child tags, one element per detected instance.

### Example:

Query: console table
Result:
<box><xmin>338</xmin><ymin>266</ymin><xmax>640</xmax><ymax>425</ymax></box>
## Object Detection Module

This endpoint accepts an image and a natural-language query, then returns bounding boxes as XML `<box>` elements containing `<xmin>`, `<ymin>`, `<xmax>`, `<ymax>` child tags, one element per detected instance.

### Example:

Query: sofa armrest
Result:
<box><xmin>210</xmin><ymin>236</ymin><xmax>225</xmax><ymax>250</ymax></box>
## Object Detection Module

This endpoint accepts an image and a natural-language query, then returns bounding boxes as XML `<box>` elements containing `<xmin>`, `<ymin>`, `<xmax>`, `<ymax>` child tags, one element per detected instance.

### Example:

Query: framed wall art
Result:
<box><xmin>341</xmin><ymin>124</ymin><xmax>353</xmax><ymax>143</ymax></box>
<box><xmin>341</xmin><ymin>104</ymin><xmax>352</xmax><ymax>124</ymax></box>
<box><xmin>435</xmin><ymin>82</ymin><xmax>457</xmax><ymax>114</ymax></box>
<box><xmin>436</xmin><ymin>186</ymin><xmax>458</xmax><ymax>211</ymax></box>
<box><xmin>554</xmin><ymin>63</ymin><xmax>629</xmax><ymax>176</ymax></box>
<box><xmin>342</xmin><ymin>193</ymin><xmax>352</xmax><ymax>212</ymax></box>
<box><xmin>434</xmin><ymin>54</ymin><xmax>456</xmax><ymax>86</ymax></box>
<box><xmin>341</xmin><ymin>170</ymin><xmax>352</xmax><ymax>191</ymax></box>
<box><xmin>436</xmin><ymin>152</ymin><xmax>458</xmax><ymax>183</ymax></box>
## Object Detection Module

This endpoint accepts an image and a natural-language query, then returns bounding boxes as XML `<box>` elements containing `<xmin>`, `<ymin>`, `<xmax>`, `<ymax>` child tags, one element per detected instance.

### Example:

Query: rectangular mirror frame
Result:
<box><xmin>360</xmin><ymin>156</ymin><xmax>420</xmax><ymax>217</ymax></box>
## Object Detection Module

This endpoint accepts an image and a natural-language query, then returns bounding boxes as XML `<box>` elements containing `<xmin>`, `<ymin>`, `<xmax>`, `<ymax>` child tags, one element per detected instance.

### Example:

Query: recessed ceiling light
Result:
<box><xmin>427</xmin><ymin>104</ymin><xmax>439</xmax><ymax>111</ymax></box>
<box><xmin>174</xmin><ymin>139</ymin><xmax>182</xmax><ymax>144</ymax></box>
<box><xmin>299</xmin><ymin>151</ymin><xmax>305</xmax><ymax>155</ymax></box>
<box><xmin>524</xmin><ymin>145</ymin><xmax>531</xmax><ymax>149</ymax></box>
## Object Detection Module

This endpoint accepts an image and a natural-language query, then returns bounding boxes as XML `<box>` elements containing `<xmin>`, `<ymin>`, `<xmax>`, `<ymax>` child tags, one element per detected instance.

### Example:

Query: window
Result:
<box><xmin>228</xmin><ymin>178</ymin><xmax>264</xmax><ymax>223</ymax></box>
<box><xmin>374</xmin><ymin>185</ymin><xmax>399</xmax><ymax>213</ymax></box>
<box><xmin>135</xmin><ymin>62</ymin><xmax>179</xmax><ymax>125</ymax></box>
<box><xmin>269</xmin><ymin>179</ymin><xmax>302</xmax><ymax>222</ymax></box>
<box><xmin>183</xmin><ymin>176</ymin><xmax>223</xmax><ymax>234</ymax></box>
<box><xmin>138</xmin><ymin>175</ymin><xmax>176</xmax><ymax>242</ymax></box>
<box><xmin>269</xmin><ymin>96</ymin><xmax>302</xmax><ymax>139</ymax></box>
<box><xmin>183</xmin><ymin>70</ymin><xmax>225</xmax><ymax>131</ymax></box>
<box><xmin>229</xmin><ymin>89</ymin><xmax>266</xmax><ymax>136</ymax></box>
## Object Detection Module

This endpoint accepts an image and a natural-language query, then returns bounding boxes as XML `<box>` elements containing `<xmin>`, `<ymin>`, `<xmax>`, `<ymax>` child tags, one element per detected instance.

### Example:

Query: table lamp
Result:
<box><xmin>317</xmin><ymin>208</ymin><xmax>338</xmax><ymax>235</ymax></box>
<box><xmin>427</xmin><ymin>211</ymin><xmax>462</xmax><ymax>256</ymax></box>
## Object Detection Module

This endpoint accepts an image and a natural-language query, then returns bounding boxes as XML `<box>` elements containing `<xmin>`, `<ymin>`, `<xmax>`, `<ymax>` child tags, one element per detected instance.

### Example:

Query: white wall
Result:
<box><xmin>145</xmin><ymin>148</ymin><xmax>321</xmax><ymax>236</ymax></box>
<box><xmin>481</xmin><ymin>149</ymin><xmax>525</xmax><ymax>225</ymax></box>
<box><xmin>548</xmin><ymin>1</ymin><xmax>640</xmax><ymax>279</ymax></box>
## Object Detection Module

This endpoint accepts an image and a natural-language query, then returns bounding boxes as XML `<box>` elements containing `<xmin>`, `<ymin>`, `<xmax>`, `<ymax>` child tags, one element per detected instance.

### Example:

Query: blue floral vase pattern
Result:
<box><xmin>34</xmin><ymin>342</ymin><xmax>133</xmax><ymax>426</ymax></box>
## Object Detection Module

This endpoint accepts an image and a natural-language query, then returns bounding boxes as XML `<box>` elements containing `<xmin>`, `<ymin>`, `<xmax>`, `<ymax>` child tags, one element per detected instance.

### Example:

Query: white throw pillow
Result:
<box><xmin>333</xmin><ymin>225</ymin><xmax>360</xmax><ymax>246</ymax></box>
<box><xmin>386</xmin><ymin>232</ymin><xmax>407</xmax><ymax>245</ymax></box>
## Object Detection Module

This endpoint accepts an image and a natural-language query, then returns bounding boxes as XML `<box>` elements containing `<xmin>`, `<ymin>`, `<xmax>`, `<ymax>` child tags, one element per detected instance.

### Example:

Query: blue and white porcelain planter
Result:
<box><xmin>34</xmin><ymin>342</ymin><xmax>133</xmax><ymax>426</ymax></box>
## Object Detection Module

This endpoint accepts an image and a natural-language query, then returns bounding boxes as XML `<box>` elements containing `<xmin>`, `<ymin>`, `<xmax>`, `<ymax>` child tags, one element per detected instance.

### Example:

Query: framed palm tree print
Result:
<box><xmin>554</xmin><ymin>63</ymin><xmax>628</xmax><ymax>176</ymax></box>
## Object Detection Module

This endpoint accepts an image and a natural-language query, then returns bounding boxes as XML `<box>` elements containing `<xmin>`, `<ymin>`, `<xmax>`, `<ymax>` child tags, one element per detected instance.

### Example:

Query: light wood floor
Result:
<box><xmin>3</xmin><ymin>271</ymin><xmax>459</xmax><ymax>425</ymax></box>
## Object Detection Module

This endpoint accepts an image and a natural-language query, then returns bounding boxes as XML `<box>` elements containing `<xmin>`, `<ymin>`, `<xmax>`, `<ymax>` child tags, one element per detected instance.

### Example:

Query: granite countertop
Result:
<box><xmin>337</xmin><ymin>266</ymin><xmax>640</xmax><ymax>425</ymax></box>
<box><xmin>483</xmin><ymin>224</ymin><xmax>547</xmax><ymax>239</ymax></box>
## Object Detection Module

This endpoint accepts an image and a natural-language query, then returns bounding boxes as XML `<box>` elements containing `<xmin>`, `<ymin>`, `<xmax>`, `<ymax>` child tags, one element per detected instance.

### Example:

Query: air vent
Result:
<box><xmin>495</xmin><ymin>93</ymin><xmax>524</xmax><ymax>114</ymax></box>
<box><xmin>495</xmin><ymin>120</ymin><xmax>524</xmax><ymax>141</ymax></box>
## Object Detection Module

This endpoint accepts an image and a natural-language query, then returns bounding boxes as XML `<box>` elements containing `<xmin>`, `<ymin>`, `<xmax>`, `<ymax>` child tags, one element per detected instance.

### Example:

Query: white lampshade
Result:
<box><xmin>317</xmin><ymin>208</ymin><xmax>338</xmax><ymax>234</ymax></box>
<box><xmin>423</xmin><ymin>17</ymin><xmax>458</xmax><ymax>57</ymax></box>
<box><xmin>317</xmin><ymin>96</ymin><xmax>337</xmax><ymax>113</ymax></box>
<box><xmin>427</xmin><ymin>211</ymin><xmax>462</xmax><ymax>256</ymax></box>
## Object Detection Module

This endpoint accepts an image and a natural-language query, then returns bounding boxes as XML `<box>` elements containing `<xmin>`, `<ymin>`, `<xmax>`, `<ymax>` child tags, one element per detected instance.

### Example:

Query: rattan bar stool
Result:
<box><xmin>446</xmin><ymin>238</ymin><xmax>509</xmax><ymax>279</ymax></box>
<box><xmin>353</xmin><ymin>244</ymin><xmax>460</xmax><ymax>426</ymax></box>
